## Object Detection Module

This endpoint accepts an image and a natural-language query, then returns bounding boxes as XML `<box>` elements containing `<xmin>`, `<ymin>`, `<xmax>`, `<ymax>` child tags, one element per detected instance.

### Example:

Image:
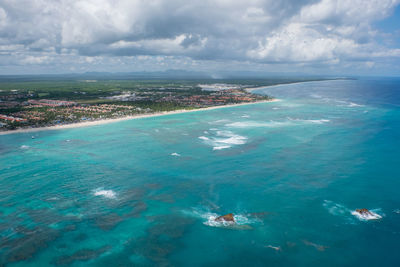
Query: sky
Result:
<box><xmin>0</xmin><ymin>0</ymin><xmax>400</xmax><ymax>76</ymax></box>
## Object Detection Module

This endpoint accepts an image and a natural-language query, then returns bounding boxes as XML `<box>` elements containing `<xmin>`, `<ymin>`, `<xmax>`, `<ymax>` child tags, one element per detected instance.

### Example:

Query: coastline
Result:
<box><xmin>244</xmin><ymin>79</ymin><xmax>341</xmax><ymax>92</ymax></box>
<box><xmin>0</xmin><ymin>99</ymin><xmax>279</xmax><ymax>135</ymax></box>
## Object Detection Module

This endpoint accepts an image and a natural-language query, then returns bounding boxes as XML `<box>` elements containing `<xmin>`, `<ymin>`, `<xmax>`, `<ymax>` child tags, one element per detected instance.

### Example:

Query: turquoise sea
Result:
<box><xmin>1</xmin><ymin>78</ymin><xmax>400</xmax><ymax>266</ymax></box>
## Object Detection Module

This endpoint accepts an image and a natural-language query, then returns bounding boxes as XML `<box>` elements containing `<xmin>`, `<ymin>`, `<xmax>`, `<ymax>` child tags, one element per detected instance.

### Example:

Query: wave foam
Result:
<box><xmin>266</xmin><ymin>245</ymin><xmax>282</xmax><ymax>251</ymax></box>
<box><xmin>171</xmin><ymin>152</ymin><xmax>181</xmax><ymax>157</ymax></box>
<box><xmin>93</xmin><ymin>188</ymin><xmax>117</xmax><ymax>199</ymax></box>
<box><xmin>303</xmin><ymin>119</ymin><xmax>330</xmax><ymax>124</ymax></box>
<box><xmin>215</xmin><ymin>131</ymin><xmax>247</xmax><ymax>145</ymax></box>
<box><xmin>351</xmin><ymin>210</ymin><xmax>382</xmax><ymax>221</ymax></box>
<box><xmin>227</xmin><ymin>121</ymin><xmax>292</xmax><ymax>128</ymax></box>
<box><xmin>213</xmin><ymin>145</ymin><xmax>231</xmax><ymax>150</ymax></box>
<box><xmin>20</xmin><ymin>145</ymin><xmax>30</xmax><ymax>149</ymax></box>
<box><xmin>334</xmin><ymin>100</ymin><xmax>364</xmax><ymax>107</ymax></box>
<box><xmin>184</xmin><ymin>208</ymin><xmax>259</xmax><ymax>229</ymax></box>
<box><xmin>199</xmin><ymin>130</ymin><xmax>247</xmax><ymax>150</ymax></box>
<box><xmin>323</xmin><ymin>200</ymin><xmax>349</xmax><ymax>216</ymax></box>
<box><xmin>189</xmin><ymin>209</ymin><xmax>256</xmax><ymax>228</ymax></box>
<box><xmin>204</xmin><ymin>213</ymin><xmax>256</xmax><ymax>229</ymax></box>
<box><xmin>324</xmin><ymin>200</ymin><xmax>383</xmax><ymax>221</ymax></box>
<box><xmin>227</xmin><ymin>118</ymin><xmax>330</xmax><ymax>128</ymax></box>
<box><xmin>209</xmin><ymin>119</ymin><xmax>230</xmax><ymax>125</ymax></box>
<box><xmin>348</xmin><ymin>102</ymin><xmax>364</xmax><ymax>107</ymax></box>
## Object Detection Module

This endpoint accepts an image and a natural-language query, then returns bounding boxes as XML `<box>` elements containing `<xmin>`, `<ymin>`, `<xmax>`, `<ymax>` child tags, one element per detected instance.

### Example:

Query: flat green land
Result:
<box><xmin>0</xmin><ymin>76</ymin><xmax>335</xmax><ymax>130</ymax></box>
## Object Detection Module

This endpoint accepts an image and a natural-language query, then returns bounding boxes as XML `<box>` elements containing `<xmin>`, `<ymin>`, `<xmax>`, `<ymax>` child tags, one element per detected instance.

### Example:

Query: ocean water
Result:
<box><xmin>1</xmin><ymin>78</ymin><xmax>400</xmax><ymax>266</ymax></box>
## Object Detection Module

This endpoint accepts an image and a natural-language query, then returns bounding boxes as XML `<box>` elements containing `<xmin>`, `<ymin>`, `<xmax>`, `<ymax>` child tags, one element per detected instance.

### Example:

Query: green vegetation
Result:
<box><xmin>0</xmin><ymin>76</ymin><xmax>334</xmax><ymax>131</ymax></box>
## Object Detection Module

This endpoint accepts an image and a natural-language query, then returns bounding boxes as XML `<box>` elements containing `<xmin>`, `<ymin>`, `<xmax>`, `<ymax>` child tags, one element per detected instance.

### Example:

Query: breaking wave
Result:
<box><xmin>213</xmin><ymin>146</ymin><xmax>231</xmax><ymax>151</ymax></box>
<box><xmin>209</xmin><ymin>119</ymin><xmax>230</xmax><ymax>125</ymax></box>
<box><xmin>184</xmin><ymin>208</ymin><xmax>259</xmax><ymax>229</ymax></box>
<box><xmin>93</xmin><ymin>188</ymin><xmax>117</xmax><ymax>199</ymax></box>
<box><xmin>333</xmin><ymin>99</ymin><xmax>365</xmax><ymax>107</ymax></box>
<box><xmin>348</xmin><ymin>102</ymin><xmax>364</xmax><ymax>107</ymax></box>
<box><xmin>226</xmin><ymin>118</ymin><xmax>330</xmax><ymax>128</ymax></box>
<box><xmin>226</xmin><ymin>121</ymin><xmax>292</xmax><ymax>128</ymax></box>
<box><xmin>199</xmin><ymin>130</ymin><xmax>247</xmax><ymax>150</ymax></box>
<box><xmin>300</xmin><ymin>119</ymin><xmax>330</xmax><ymax>124</ymax></box>
<box><xmin>351</xmin><ymin>209</ymin><xmax>383</xmax><ymax>221</ymax></box>
<box><xmin>323</xmin><ymin>200</ymin><xmax>383</xmax><ymax>221</ymax></box>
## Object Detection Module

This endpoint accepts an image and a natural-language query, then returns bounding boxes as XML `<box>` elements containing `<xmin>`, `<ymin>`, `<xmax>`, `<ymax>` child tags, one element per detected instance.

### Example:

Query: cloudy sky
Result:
<box><xmin>0</xmin><ymin>0</ymin><xmax>400</xmax><ymax>75</ymax></box>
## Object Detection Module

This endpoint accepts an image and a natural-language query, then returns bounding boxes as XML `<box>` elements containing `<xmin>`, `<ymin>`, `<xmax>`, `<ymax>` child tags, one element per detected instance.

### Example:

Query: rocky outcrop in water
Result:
<box><xmin>356</xmin><ymin>208</ymin><xmax>373</xmax><ymax>216</ymax></box>
<box><xmin>215</xmin><ymin>213</ymin><xmax>235</xmax><ymax>223</ymax></box>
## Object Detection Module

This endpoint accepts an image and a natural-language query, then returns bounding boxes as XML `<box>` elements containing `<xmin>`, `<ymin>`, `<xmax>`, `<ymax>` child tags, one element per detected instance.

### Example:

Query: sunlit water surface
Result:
<box><xmin>1</xmin><ymin>78</ymin><xmax>400</xmax><ymax>266</ymax></box>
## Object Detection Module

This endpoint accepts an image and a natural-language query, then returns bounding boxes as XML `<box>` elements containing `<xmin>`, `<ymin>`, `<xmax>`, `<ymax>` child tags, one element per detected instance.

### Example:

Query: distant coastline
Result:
<box><xmin>0</xmin><ymin>78</ymin><xmax>348</xmax><ymax>135</ymax></box>
<box><xmin>0</xmin><ymin>99</ymin><xmax>279</xmax><ymax>135</ymax></box>
<box><xmin>244</xmin><ymin>78</ymin><xmax>350</xmax><ymax>92</ymax></box>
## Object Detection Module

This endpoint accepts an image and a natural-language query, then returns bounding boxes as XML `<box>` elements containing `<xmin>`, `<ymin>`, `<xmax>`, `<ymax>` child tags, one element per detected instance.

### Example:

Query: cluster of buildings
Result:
<box><xmin>4</xmin><ymin>104</ymin><xmax>141</xmax><ymax>125</ymax></box>
<box><xmin>0</xmin><ymin>86</ymin><xmax>269</xmax><ymax>130</ymax></box>
<box><xmin>27</xmin><ymin>99</ymin><xmax>77</xmax><ymax>107</ymax></box>
<box><xmin>157</xmin><ymin>89</ymin><xmax>266</xmax><ymax>107</ymax></box>
<box><xmin>72</xmin><ymin>104</ymin><xmax>135</xmax><ymax>113</ymax></box>
<box><xmin>0</xmin><ymin>114</ymin><xmax>27</xmax><ymax>123</ymax></box>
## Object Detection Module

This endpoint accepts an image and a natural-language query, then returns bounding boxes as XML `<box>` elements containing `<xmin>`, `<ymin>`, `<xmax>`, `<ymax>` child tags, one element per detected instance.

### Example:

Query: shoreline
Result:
<box><xmin>0</xmin><ymin>99</ymin><xmax>279</xmax><ymax>135</ymax></box>
<box><xmin>244</xmin><ymin>79</ymin><xmax>342</xmax><ymax>92</ymax></box>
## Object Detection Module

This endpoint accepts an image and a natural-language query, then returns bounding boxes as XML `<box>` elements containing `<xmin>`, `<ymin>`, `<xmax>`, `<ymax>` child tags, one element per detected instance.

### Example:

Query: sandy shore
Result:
<box><xmin>0</xmin><ymin>99</ymin><xmax>279</xmax><ymax>135</ymax></box>
<box><xmin>244</xmin><ymin>80</ymin><xmax>332</xmax><ymax>92</ymax></box>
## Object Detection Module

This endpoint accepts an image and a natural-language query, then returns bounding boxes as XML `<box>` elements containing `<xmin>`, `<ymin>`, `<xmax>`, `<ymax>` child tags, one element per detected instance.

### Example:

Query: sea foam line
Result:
<box><xmin>226</xmin><ymin>118</ymin><xmax>330</xmax><ymax>128</ymax></box>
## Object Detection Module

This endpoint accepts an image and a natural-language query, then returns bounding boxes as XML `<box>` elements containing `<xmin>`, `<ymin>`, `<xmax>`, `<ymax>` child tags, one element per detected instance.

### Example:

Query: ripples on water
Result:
<box><xmin>1</xmin><ymin>78</ymin><xmax>400</xmax><ymax>266</ymax></box>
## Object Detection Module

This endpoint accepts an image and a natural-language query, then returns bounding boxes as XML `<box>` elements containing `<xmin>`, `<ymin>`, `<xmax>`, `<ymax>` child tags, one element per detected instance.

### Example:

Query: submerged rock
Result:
<box><xmin>215</xmin><ymin>213</ymin><xmax>235</xmax><ymax>223</ymax></box>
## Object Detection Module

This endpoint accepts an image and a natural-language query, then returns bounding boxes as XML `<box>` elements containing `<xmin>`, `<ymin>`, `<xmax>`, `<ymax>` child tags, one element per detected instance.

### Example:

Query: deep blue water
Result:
<box><xmin>1</xmin><ymin>78</ymin><xmax>400</xmax><ymax>266</ymax></box>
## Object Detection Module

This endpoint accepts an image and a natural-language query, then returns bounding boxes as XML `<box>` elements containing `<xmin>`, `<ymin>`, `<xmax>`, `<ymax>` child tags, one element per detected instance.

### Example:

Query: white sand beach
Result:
<box><xmin>0</xmin><ymin>99</ymin><xmax>279</xmax><ymax>135</ymax></box>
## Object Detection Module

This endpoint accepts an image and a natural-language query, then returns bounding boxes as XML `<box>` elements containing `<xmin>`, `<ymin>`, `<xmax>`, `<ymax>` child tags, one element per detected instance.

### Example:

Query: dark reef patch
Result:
<box><xmin>1</xmin><ymin>226</ymin><xmax>60</xmax><ymax>263</ymax></box>
<box><xmin>93</xmin><ymin>213</ymin><xmax>123</xmax><ymax>231</ymax></box>
<box><xmin>52</xmin><ymin>245</ymin><xmax>111</xmax><ymax>266</ymax></box>
<box><xmin>24</xmin><ymin>208</ymin><xmax>70</xmax><ymax>225</ymax></box>
<box><xmin>111</xmin><ymin>187</ymin><xmax>147</xmax><ymax>209</ymax></box>
<box><xmin>73</xmin><ymin>233</ymin><xmax>88</xmax><ymax>242</ymax></box>
<box><xmin>127</xmin><ymin>201</ymin><xmax>148</xmax><ymax>218</ymax></box>
<box><xmin>131</xmin><ymin>214</ymin><xmax>195</xmax><ymax>266</ymax></box>
<box><xmin>149</xmin><ymin>194</ymin><xmax>175</xmax><ymax>203</ymax></box>
<box><xmin>145</xmin><ymin>183</ymin><xmax>162</xmax><ymax>190</ymax></box>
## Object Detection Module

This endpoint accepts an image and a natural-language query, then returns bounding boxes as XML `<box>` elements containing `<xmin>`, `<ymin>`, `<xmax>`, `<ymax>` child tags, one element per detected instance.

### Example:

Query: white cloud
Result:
<box><xmin>247</xmin><ymin>0</ymin><xmax>400</xmax><ymax>64</ymax></box>
<box><xmin>0</xmin><ymin>0</ymin><xmax>399</xmax><ymax>74</ymax></box>
<box><xmin>21</xmin><ymin>55</ymin><xmax>50</xmax><ymax>65</ymax></box>
<box><xmin>0</xmin><ymin>7</ymin><xmax>7</xmax><ymax>29</ymax></box>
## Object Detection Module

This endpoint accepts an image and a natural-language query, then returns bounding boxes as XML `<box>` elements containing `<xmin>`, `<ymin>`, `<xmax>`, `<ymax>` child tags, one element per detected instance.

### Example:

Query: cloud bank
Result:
<box><xmin>0</xmin><ymin>0</ymin><xmax>399</xmax><ymax>74</ymax></box>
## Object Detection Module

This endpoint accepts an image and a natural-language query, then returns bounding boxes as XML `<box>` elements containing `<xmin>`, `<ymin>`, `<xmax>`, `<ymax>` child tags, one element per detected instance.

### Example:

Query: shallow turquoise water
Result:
<box><xmin>1</xmin><ymin>79</ymin><xmax>400</xmax><ymax>266</ymax></box>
